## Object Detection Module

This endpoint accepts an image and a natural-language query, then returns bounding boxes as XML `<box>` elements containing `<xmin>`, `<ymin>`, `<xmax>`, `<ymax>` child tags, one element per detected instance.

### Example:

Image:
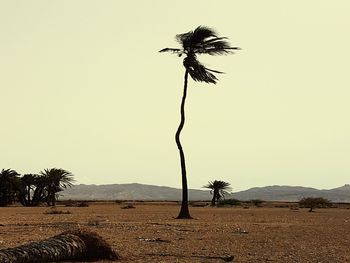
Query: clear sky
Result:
<box><xmin>1</xmin><ymin>1</ymin><xmax>349</xmax><ymax>191</ymax></box>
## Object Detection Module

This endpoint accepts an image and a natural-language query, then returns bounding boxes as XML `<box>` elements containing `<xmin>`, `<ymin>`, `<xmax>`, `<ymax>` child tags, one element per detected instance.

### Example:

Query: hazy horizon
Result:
<box><xmin>1</xmin><ymin>1</ymin><xmax>349</xmax><ymax>192</ymax></box>
<box><xmin>70</xmin><ymin>181</ymin><xmax>350</xmax><ymax>192</ymax></box>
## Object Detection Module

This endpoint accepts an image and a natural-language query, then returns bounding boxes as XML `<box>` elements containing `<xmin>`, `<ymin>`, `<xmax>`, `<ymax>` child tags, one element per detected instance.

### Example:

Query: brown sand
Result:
<box><xmin>0</xmin><ymin>203</ymin><xmax>349</xmax><ymax>262</ymax></box>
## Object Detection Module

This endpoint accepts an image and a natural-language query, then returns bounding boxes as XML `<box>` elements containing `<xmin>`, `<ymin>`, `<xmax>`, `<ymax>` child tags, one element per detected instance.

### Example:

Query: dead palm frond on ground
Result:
<box><xmin>0</xmin><ymin>229</ymin><xmax>119</xmax><ymax>262</ymax></box>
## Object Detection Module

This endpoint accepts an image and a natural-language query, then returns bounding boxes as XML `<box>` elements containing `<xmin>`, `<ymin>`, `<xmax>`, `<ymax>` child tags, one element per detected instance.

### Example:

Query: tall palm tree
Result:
<box><xmin>203</xmin><ymin>180</ymin><xmax>232</xmax><ymax>206</ymax></box>
<box><xmin>160</xmin><ymin>26</ymin><xmax>239</xmax><ymax>218</ymax></box>
<box><xmin>40</xmin><ymin>168</ymin><xmax>75</xmax><ymax>206</ymax></box>
<box><xmin>0</xmin><ymin>169</ymin><xmax>20</xmax><ymax>206</ymax></box>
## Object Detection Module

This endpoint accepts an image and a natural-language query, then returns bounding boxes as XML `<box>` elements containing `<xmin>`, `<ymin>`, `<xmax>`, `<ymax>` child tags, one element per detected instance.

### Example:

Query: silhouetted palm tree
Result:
<box><xmin>40</xmin><ymin>168</ymin><xmax>74</xmax><ymax>206</ymax></box>
<box><xmin>203</xmin><ymin>180</ymin><xmax>232</xmax><ymax>206</ymax></box>
<box><xmin>18</xmin><ymin>174</ymin><xmax>47</xmax><ymax>206</ymax></box>
<box><xmin>160</xmin><ymin>26</ymin><xmax>239</xmax><ymax>218</ymax></box>
<box><xmin>0</xmin><ymin>169</ymin><xmax>20</xmax><ymax>206</ymax></box>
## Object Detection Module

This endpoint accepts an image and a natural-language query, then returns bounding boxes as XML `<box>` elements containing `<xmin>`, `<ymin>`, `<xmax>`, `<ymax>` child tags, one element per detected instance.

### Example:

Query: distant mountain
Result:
<box><xmin>61</xmin><ymin>183</ymin><xmax>211</xmax><ymax>201</ymax></box>
<box><xmin>61</xmin><ymin>183</ymin><xmax>350</xmax><ymax>202</ymax></box>
<box><xmin>231</xmin><ymin>185</ymin><xmax>350</xmax><ymax>202</ymax></box>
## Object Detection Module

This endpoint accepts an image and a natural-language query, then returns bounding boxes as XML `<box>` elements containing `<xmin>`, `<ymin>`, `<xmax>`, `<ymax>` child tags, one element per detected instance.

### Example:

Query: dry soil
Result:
<box><xmin>0</xmin><ymin>202</ymin><xmax>349</xmax><ymax>262</ymax></box>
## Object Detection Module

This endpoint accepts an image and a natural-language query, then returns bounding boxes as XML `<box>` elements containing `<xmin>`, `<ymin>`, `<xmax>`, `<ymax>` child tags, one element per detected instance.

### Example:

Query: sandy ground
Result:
<box><xmin>0</xmin><ymin>202</ymin><xmax>349</xmax><ymax>262</ymax></box>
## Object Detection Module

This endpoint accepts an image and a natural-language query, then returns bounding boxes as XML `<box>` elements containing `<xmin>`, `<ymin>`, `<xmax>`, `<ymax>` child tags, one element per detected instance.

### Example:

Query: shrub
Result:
<box><xmin>121</xmin><ymin>204</ymin><xmax>135</xmax><ymax>209</ymax></box>
<box><xmin>87</xmin><ymin>218</ymin><xmax>101</xmax><ymax>226</ymax></box>
<box><xmin>299</xmin><ymin>197</ymin><xmax>331</xmax><ymax>212</ymax></box>
<box><xmin>44</xmin><ymin>208</ymin><xmax>71</xmax><ymax>214</ymax></box>
<box><xmin>65</xmin><ymin>201</ymin><xmax>89</xmax><ymax>207</ymax></box>
<box><xmin>250</xmin><ymin>199</ymin><xmax>264</xmax><ymax>207</ymax></box>
<box><xmin>77</xmin><ymin>201</ymin><xmax>89</xmax><ymax>207</ymax></box>
<box><xmin>218</xmin><ymin>198</ymin><xmax>241</xmax><ymax>206</ymax></box>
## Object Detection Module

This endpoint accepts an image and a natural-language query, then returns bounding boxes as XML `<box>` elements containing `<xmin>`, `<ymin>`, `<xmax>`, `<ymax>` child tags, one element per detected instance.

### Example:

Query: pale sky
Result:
<box><xmin>1</xmin><ymin>1</ymin><xmax>349</xmax><ymax>192</ymax></box>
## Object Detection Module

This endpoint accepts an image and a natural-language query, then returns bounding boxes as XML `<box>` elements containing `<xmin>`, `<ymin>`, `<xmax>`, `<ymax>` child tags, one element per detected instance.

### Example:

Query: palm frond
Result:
<box><xmin>204</xmin><ymin>67</ymin><xmax>224</xmax><ymax>74</ymax></box>
<box><xmin>159</xmin><ymin>48</ymin><xmax>183</xmax><ymax>55</ymax></box>
<box><xmin>190</xmin><ymin>26</ymin><xmax>218</xmax><ymax>45</ymax></box>
<box><xmin>183</xmin><ymin>56</ymin><xmax>219</xmax><ymax>84</ymax></box>
<box><xmin>201</xmin><ymin>36</ymin><xmax>228</xmax><ymax>45</ymax></box>
<box><xmin>195</xmin><ymin>38</ymin><xmax>239</xmax><ymax>55</ymax></box>
<box><xmin>203</xmin><ymin>180</ymin><xmax>232</xmax><ymax>191</ymax></box>
<box><xmin>176</xmin><ymin>26</ymin><xmax>218</xmax><ymax>51</ymax></box>
<box><xmin>40</xmin><ymin>168</ymin><xmax>75</xmax><ymax>188</ymax></box>
<box><xmin>175</xmin><ymin>31</ymin><xmax>193</xmax><ymax>49</ymax></box>
<box><xmin>0</xmin><ymin>169</ymin><xmax>20</xmax><ymax>178</ymax></box>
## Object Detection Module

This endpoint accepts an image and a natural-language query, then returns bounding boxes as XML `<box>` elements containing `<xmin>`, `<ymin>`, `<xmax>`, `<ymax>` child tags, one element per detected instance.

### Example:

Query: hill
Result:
<box><xmin>61</xmin><ymin>183</ymin><xmax>350</xmax><ymax>202</ymax></box>
<box><xmin>61</xmin><ymin>183</ymin><xmax>211</xmax><ymax>201</ymax></box>
<box><xmin>231</xmin><ymin>185</ymin><xmax>350</xmax><ymax>202</ymax></box>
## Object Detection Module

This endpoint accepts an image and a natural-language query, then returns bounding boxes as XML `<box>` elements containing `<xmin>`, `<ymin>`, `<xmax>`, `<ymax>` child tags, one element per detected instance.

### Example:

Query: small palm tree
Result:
<box><xmin>160</xmin><ymin>26</ymin><xmax>239</xmax><ymax>218</ymax></box>
<box><xmin>0</xmin><ymin>169</ymin><xmax>20</xmax><ymax>206</ymax></box>
<box><xmin>40</xmin><ymin>168</ymin><xmax>75</xmax><ymax>206</ymax></box>
<box><xmin>203</xmin><ymin>180</ymin><xmax>232</xmax><ymax>206</ymax></box>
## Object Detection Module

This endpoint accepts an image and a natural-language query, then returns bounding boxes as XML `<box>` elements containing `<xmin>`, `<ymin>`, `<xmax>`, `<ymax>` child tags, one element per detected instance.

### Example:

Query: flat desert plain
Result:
<box><xmin>0</xmin><ymin>202</ymin><xmax>350</xmax><ymax>262</ymax></box>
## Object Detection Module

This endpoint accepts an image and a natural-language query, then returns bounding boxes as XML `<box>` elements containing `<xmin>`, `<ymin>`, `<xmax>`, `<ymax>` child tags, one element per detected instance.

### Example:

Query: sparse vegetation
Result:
<box><xmin>250</xmin><ymin>199</ymin><xmax>264</xmax><ymax>207</ymax></box>
<box><xmin>1</xmin><ymin>202</ymin><xmax>350</xmax><ymax>262</ymax></box>
<box><xmin>87</xmin><ymin>218</ymin><xmax>101</xmax><ymax>226</ymax></box>
<box><xmin>299</xmin><ymin>197</ymin><xmax>331</xmax><ymax>212</ymax></box>
<box><xmin>121</xmin><ymin>204</ymin><xmax>136</xmax><ymax>209</ymax></box>
<box><xmin>44</xmin><ymin>207</ymin><xmax>71</xmax><ymax>215</ymax></box>
<box><xmin>218</xmin><ymin>198</ymin><xmax>241</xmax><ymax>207</ymax></box>
<box><xmin>65</xmin><ymin>201</ymin><xmax>89</xmax><ymax>207</ymax></box>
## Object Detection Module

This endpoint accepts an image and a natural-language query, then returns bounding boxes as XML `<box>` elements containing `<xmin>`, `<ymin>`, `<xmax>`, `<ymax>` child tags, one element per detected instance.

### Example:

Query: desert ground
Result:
<box><xmin>0</xmin><ymin>202</ymin><xmax>349</xmax><ymax>263</ymax></box>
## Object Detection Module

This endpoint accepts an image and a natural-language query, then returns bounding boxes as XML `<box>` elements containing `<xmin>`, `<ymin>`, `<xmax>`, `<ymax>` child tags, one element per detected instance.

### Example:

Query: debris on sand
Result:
<box><xmin>138</xmin><ymin>237</ymin><xmax>170</xmax><ymax>243</ymax></box>
<box><xmin>146</xmin><ymin>252</ymin><xmax>234</xmax><ymax>262</ymax></box>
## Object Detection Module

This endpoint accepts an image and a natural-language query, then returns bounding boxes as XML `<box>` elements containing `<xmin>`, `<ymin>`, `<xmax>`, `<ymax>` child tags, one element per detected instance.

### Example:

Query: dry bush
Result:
<box><xmin>44</xmin><ymin>208</ymin><xmax>71</xmax><ymax>215</ymax></box>
<box><xmin>121</xmin><ymin>204</ymin><xmax>135</xmax><ymax>209</ymax></box>
<box><xmin>65</xmin><ymin>201</ymin><xmax>89</xmax><ymax>207</ymax></box>
<box><xmin>190</xmin><ymin>202</ymin><xmax>209</xmax><ymax>207</ymax></box>
<box><xmin>218</xmin><ymin>198</ymin><xmax>241</xmax><ymax>207</ymax></box>
<box><xmin>250</xmin><ymin>199</ymin><xmax>264</xmax><ymax>207</ymax></box>
<box><xmin>77</xmin><ymin>201</ymin><xmax>89</xmax><ymax>207</ymax></box>
<box><xmin>87</xmin><ymin>218</ymin><xmax>101</xmax><ymax>226</ymax></box>
<box><xmin>299</xmin><ymin>197</ymin><xmax>331</xmax><ymax>212</ymax></box>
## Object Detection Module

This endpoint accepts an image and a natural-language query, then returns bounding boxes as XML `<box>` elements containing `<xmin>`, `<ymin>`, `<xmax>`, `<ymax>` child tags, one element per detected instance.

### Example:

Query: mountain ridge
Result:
<box><xmin>61</xmin><ymin>183</ymin><xmax>350</xmax><ymax>202</ymax></box>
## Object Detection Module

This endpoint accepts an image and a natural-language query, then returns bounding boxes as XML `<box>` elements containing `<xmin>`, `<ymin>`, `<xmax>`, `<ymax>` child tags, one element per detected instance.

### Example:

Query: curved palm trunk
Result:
<box><xmin>176</xmin><ymin>70</ymin><xmax>192</xmax><ymax>219</ymax></box>
<box><xmin>0</xmin><ymin>230</ymin><xmax>119</xmax><ymax>262</ymax></box>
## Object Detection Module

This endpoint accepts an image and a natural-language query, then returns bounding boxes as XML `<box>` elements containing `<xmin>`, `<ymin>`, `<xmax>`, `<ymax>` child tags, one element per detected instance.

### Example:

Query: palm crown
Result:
<box><xmin>203</xmin><ymin>180</ymin><xmax>232</xmax><ymax>199</ymax></box>
<box><xmin>40</xmin><ymin>168</ymin><xmax>74</xmax><ymax>191</ymax></box>
<box><xmin>160</xmin><ymin>26</ymin><xmax>240</xmax><ymax>83</ymax></box>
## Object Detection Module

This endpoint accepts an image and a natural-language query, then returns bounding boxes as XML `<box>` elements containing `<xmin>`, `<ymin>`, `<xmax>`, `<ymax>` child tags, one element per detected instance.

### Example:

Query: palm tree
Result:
<box><xmin>18</xmin><ymin>174</ymin><xmax>47</xmax><ymax>206</ymax></box>
<box><xmin>0</xmin><ymin>169</ymin><xmax>20</xmax><ymax>206</ymax></box>
<box><xmin>0</xmin><ymin>230</ymin><xmax>119</xmax><ymax>262</ymax></box>
<box><xmin>203</xmin><ymin>180</ymin><xmax>232</xmax><ymax>206</ymax></box>
<box><xmin>40</xmin><ymin>168</ymin><xmax>75</xmax><ymax>206</ymax></box>
<box><xmin>160</xmin><ymin>26</ymin><xmax>239</xmax><ymax>218</ymax></box>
